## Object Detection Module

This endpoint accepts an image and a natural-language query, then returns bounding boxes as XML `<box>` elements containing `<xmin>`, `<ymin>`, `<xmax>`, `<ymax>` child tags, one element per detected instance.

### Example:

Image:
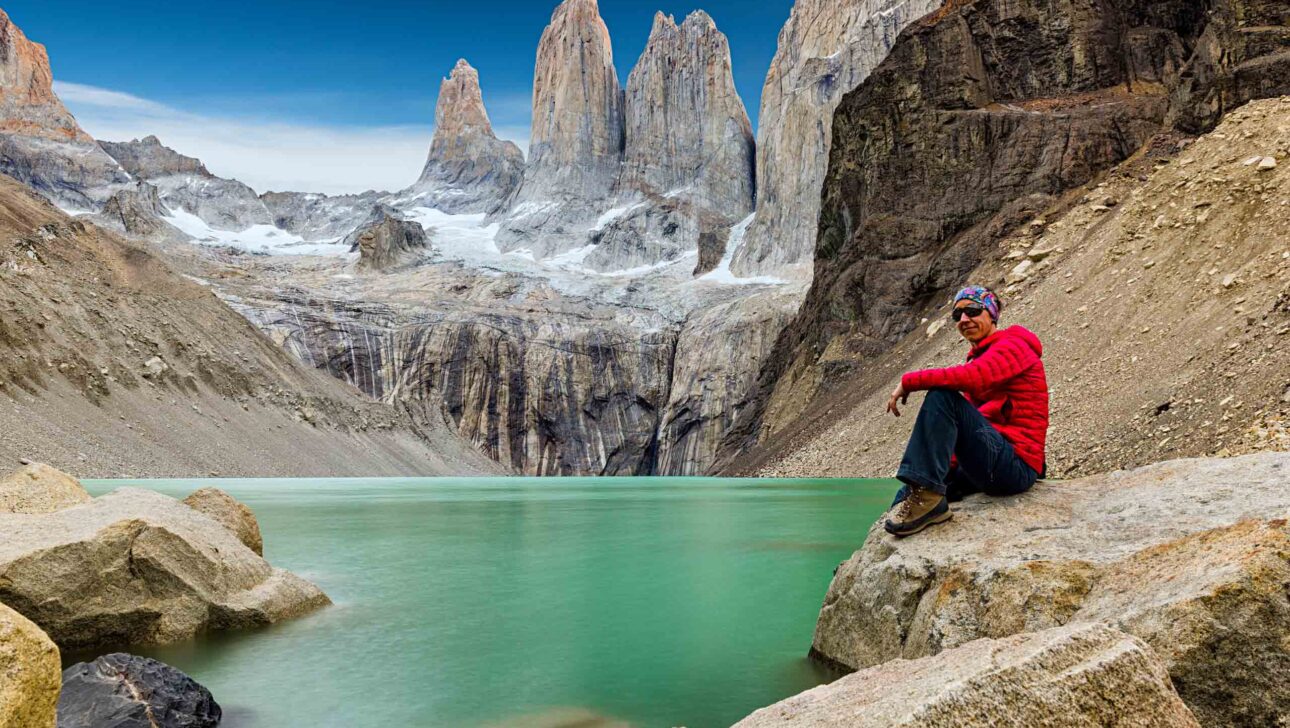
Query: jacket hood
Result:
<box><xmin>972</xmin><ymin>325</ymin><xmax>1043</xmax><ymax>358</ymax></box>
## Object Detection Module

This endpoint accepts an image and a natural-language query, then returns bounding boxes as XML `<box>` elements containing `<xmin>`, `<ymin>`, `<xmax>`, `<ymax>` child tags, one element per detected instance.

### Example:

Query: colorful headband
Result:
<box><xmin>953</xmin><ymin>285</ymin><xmax>1001</xmax><ymax>322</ymax></box>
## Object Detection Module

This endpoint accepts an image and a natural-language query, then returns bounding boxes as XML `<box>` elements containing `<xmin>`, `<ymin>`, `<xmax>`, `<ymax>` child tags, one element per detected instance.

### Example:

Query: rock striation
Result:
<box><xmin>495</xmin><ymin>0</ymin><xmax>625</xmax><ymax>258</ymax></box>
<box><xmin>0</xmin><ymin>10</ymin><xmax>129</xmax><ymax>209</ymax></box>
<box><xmin>182</xmin><ymin>487</ymin><xmax>264</xmax><ymax>556</ymax></box>
<box><xmin>99</xmin><ymin>136</ymin><xmax>273</xmax><ymax>231</ymax></box>
<box><xmin>0</xmin><ymin>487</ymin><xmax>330</xmax><ymax>651</ymax></box>
<box><xmin>0</xmin><ymin>601</ymin><xmax>60</xmax><ymax>728</ymax></box>
<box><xmin>407</xmin><ymin>59</ymin><xmax>524</xmax><ymax>215</ymax></box>
<box><xmin>584</xmin><ymin>11</ymin><xmax>755</xmax><ymax>274</ymax></box>
<box><xmin>0</xmin><ymin>462</ymin><xmax>90</xmax><ymax>514</ymax></box>
<box><xmin>809</xmin><ymin>452</ymin><xmax>1290</xmax><ymax>727</ymax></box>
<box><xmin>730</xmin><ymin>0</ymin><xmax>941</xmax><ymax>279</ymax></box>
<box><xmin>57</xmin><ymin>653</ymin><xmax>221</xmax><ymax>728</ymax></box>
<box><xmin>723</xmin><ymin>0</ymin><xmax>1290</xmax><ymax>461</ymax></box>
<box><xmin>736</xmin><ymin>623</ymin><xmax>1200</xmax><ymax>728</ymax></box>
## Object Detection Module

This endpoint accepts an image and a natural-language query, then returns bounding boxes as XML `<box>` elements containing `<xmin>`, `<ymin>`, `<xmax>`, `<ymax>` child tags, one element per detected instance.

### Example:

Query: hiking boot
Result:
<box><xmin>884</xmin><ymin>485</ymin><xmax>951</xmax><ymax>537</ymax></box>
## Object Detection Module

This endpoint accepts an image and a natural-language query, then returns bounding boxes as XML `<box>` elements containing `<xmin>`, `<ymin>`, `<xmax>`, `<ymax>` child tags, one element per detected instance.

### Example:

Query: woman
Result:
<box><xmin>883</xmin><ymin>285</ymin><xmax>1049</xmax><ymax>537</ymax></box>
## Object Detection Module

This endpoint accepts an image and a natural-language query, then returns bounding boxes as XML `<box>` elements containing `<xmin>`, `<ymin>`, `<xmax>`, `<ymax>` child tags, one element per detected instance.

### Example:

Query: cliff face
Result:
<box><xmin>409</xmin><ymin>59</ymin><xmax>524</xmax><ymax>215</ymax></box>
<box><xmin>729</xmin><ymin>0</ymin><xmax>942</xmax><ymax>279</ymax></box>
<box><xmin>584</xmin><ymin>10</ymin><xmax>756</xmax><ymax>274</ymax></box>
<box><xmin>722</xmin><ymin>0</ymin><xmax>1290</xmax><ymax>463</ymax></box>
<box><xmin>99</xmin><ymin>136</ymin><xmax>273</xmax><ymax>231</ymax></box>
<box><xmin>0</xmin><ymin>10</ymin><xmax>129</xmax><ymax>209</ymax></box>
<box><xmin>496</xmin><ymin>0</ymin><xmax>625</xmax><ymax>258</ymax></box>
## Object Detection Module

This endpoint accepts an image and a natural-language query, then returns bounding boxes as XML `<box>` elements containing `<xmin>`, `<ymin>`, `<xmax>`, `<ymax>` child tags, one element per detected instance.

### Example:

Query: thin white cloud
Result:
<box><xmin>53</xmin><ymin>81</ymin><xmax>531</xmax><ymax>196</ymax></box>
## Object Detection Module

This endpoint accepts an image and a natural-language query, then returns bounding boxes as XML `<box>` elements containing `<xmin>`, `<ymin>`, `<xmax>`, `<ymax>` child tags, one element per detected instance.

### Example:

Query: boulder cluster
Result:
<box><xmin>742</xmin><ymin>452</ymin><xmax>1290</xmax><ymax>726</ymax></box>
<box><xmin>0</xmin><ymin>462</ymin><xmax>328</xmax><ymax>728</ymax></box>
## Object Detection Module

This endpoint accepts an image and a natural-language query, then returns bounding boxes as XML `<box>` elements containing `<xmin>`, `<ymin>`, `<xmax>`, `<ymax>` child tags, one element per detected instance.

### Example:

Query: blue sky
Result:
<box><xmin>6</xmin><ymin>1</ymin><xmax>794</xmax><ymax>193</ymax></box>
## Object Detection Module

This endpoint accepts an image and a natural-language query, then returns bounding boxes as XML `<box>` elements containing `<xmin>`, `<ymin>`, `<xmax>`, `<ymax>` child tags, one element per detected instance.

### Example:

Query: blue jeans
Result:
<box><xmin>893</xmin><ymin>389</ymin><xmax>1038</xmax><ymax>505</ymax></box>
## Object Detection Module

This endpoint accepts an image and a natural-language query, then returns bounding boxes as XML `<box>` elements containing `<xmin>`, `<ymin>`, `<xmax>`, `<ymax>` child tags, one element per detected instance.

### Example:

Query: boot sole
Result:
<box><xmin>886</xmin><ymin>509</ymin><xmax>953</xmax><ymax>538</ymax></box>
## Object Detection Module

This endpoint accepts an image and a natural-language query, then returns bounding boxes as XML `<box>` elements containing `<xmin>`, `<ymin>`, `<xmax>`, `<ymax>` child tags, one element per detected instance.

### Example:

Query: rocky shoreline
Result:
<box><xmin>741</xmin><ymin>452</ymin><xmax>1290</xmax><ymax>726</ymax></box>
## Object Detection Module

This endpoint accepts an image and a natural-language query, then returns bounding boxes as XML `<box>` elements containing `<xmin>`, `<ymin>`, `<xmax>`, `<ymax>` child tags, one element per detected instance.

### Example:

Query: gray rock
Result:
<box><xmin>99</xmin><ymin>136</ymin><xmax>272</xmax><ymax>232</ymax></box>
<box><xmin>730</xmin><ymin>0</ymin><xmax>941</xmax><ymax>279</ymax></box>
<box><xmin>342</xmin><ymin>205</ymin><xmax>432</xmax><ymax>272</ymax></box>
<box><xmin>95</xmin><ymin>181</ymin><xmax>176</xmax><ymax>238</ymax></box>
<box><xmin>495</xmin><ymin>0</ymin><xmax>625</xmax><ymax>258</ymax></box>
<box><xmin>403</xmin><ymin>59</ymin><xmax>524</xmax><ymax>215</ymax></box>
<box><xmin>811</xmin><ymin>452</ymin><xmax>1290</xmax><ymax>727</ymax></box>
<box><xmin>737</xmin><ymin>623</ymin><xmax>1199</xmax><ymax>727</ymax></box>
<box><xmin>0</xmin><ymin>10</ymin><xmax>130</xmax><ymax>210</ymax></box>
<box><xmin>57</xmin><ymin>653</ymin><xmax>221</xmax><ymax>728</ymax></box>
<box><xmin>260</xmin><ymin>189</ymin><xmax>382</xmax><ymax>242</ymax></box>
<box><xmin>582</xmin><ymin>11</ymin><xmax>756</xmax><ymax>274</ymax></box>
<box><xmin>0</xmin><ymin>487</ymin><xmax>330</xmax><ymax>651</ymax></box>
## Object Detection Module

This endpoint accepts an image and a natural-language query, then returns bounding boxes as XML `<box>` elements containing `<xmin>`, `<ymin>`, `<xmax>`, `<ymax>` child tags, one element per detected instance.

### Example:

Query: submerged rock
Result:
<box><xmin>737</xmin><ymin>623</ymin><xmax>1199</xmax><ymax>727</ymax></box>
<box><xmin>183</xmin><ymin>487</ymin><xmax>264</xmax><ymax>556</ymax></box>
<box><xmin>57</xmin><ymin>653</ymin><xmax>221</xmax><ymax>728</ymax></box>
<box><xmin>0</xmin><ymin>462</ymin><xmax>90</xmax><ymax>514</ymax></box>
<box><xmin>0</xmin><ymin>602</ymin><xmax>60</xmax><ymax>728</ymax></box>
<box><xmin>810</xmin><ymin>452</ymin><xmax>1290</xmax><ymax>727</ymax></box>
<box><xmin>407</xmin><ymin>59</ymin><xmax>524</xmax><ymax>215</ymax></box>
<box><xmin>0</xmin><ymin>487</ymin><xmax>329</xmax><ymax>651</ymax></box>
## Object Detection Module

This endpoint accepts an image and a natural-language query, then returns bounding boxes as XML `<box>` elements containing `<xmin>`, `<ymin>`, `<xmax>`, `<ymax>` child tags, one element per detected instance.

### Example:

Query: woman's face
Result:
<box><xmin>954</xmin><ymin>299</ymin><xmax>996</xmax><ymax>344</ymax></box>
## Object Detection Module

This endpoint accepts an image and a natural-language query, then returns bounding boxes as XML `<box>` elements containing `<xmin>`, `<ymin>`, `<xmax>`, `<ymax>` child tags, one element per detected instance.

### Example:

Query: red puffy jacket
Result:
<box><xmin>900</xmin><ymin>325</ymin><xmax>1049</xmax><ymax>475</ymax></box>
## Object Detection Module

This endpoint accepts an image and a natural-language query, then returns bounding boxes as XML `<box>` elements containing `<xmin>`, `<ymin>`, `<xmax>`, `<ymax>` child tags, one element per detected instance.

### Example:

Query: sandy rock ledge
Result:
<box><xmin>735</xmin><ymin>623</ymin><xmax>1199</xmax><ymax>728</ymax></box>
<box><xmin>808</xmin><ymin>452</ymin><xmax>1290</xmax><ymax>727</ymax></box>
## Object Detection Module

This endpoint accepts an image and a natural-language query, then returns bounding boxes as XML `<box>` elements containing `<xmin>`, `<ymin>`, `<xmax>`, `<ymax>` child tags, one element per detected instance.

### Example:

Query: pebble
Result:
<box><xmin>1257</xmin><ymin>157</ymin><xmax>1277</xmax><ymax>171</ymax></box>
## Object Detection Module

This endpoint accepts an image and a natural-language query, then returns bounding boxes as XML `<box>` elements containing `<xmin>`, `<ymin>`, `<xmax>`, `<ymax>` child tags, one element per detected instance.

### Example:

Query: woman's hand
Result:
<box><xmin>886</xmin><ymin>382</ymin><xmax>909</xmax><ymax>417</ymax></box>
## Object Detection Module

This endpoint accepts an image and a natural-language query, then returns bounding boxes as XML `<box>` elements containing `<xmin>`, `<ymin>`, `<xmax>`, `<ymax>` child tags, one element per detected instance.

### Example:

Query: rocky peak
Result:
<box><xmin>729</xmin><ymin>0</ymin><xmax>942</xmax><ymax>279</ymax></box>
<box><xmin>99</xmin><ymin>135</ymin><xmax>213</xmax><ymax>179</ymax></box>
<box><xmin>410</xmin><ymin>59</ymin><xmax>524</xmax><ymax>215</ymax></box>
<box><xmin>619</xmin><ymin>10</ymin><xmax>754</xmax><ymax>213</ymax></box>
<box><xmin>0</xmin><ymin>9</ymin><xmax>92</xmax><ymax>143</ymax></box>
<box><xmin>496</xmin><ymin>0</ymin><xmax>625</xmax><ymax>257</ymax></box>
<box><xmin>343</xmin><ymin>205</ymin><xmax>432</xmax><ymax>272</ymax></box>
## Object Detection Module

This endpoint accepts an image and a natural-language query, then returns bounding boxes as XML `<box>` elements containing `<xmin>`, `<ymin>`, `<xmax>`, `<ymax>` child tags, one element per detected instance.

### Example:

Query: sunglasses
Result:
<box><xmin>951</xmin><ymin>306</ymin><xmax>987</xmax><ymax>322</ymax></box>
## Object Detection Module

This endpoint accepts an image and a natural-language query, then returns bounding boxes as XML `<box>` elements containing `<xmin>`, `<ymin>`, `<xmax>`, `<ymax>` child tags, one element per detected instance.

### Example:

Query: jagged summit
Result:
<box><xmin>100</xmin><ymin>135</ymin><xmax>213</xmax><ymax>179</ymax></box>
<box><xmin>494</xmin><ymin>0</ymin><xmax>625</xmax><ymax>257</ymax></box>
<box><xmin>0</xmin><ymin>9</ymin><xmax>92</xmax><ymax>143</ymax></box>
<box><xmin>0</xmin><ymin>9</ymin><xmax>130</xmax><ymax>208</ymax></box>
<box><xmin>408</xmin><ymin>58</ymin><xmax>524</xmax><ymax>214</ymax></box>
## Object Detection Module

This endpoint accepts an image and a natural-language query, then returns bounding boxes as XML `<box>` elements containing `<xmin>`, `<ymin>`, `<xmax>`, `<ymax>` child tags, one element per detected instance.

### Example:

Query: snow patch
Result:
<box><xmin>165</xmin><ymin>207</ymin><xmax>347</xmax><ymax>256</ymax></box>
<box><xmin>697</xmin><ymin>214</ymin><xmax>786</xmax><ymax>285</ymax></box>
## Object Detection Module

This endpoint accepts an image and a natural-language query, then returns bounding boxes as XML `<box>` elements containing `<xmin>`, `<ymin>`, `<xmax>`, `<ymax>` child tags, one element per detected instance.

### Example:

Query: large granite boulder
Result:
<box><xmin>811</xmin><ymin>452</ymin><xmax>1290</xmax><ymax>727</ymax></box>
<box><xmin>342</xmin><ymin>205</ymin><xmax>431</xmax><ymax>272</ymax></box>
<box><xmin>0</xmin><ymin>602</ymin><xmax>60</xmax><ymax>728</ymax></box>
<box><xmin>57</xmin><ymin>653</ymin><xmax>221</xmax><ymax>728</ymax></box>
<box><xmin>0</xmin><ymin>487</ymin><xmax>329</xmax><ymax>651</ymax></box>
<box><xmin>183</xmin><ymin>487</ymin><xmax>264</xmax><ymax>556</ymax></box>
<box><xmin>0</xmin><ymin>462</ymin><xmax>90</xmax><ymax>514</ymax></box>
<box><xmin>405</xmin><ymin>59</ymin><xmax>524</xmax><ymax>215</ymax></box>
<box><xmin>730</xmin><ymin>0</ymin><xmax>941</xmax><ymax>279</ymax></box>
<box><xmin>495</xmin><ymin>0</ymin><xmax>625</xmax><ymax>258</ymax></box>
<box><xmin>0</xmin><ymin>10</ymin><xmax>129</xmax><ymax>210</ymax></box>
<box><xmin>737</xmin><ymin>623</ymin><xmax>1199</xmax><ymax>727</ymax></box>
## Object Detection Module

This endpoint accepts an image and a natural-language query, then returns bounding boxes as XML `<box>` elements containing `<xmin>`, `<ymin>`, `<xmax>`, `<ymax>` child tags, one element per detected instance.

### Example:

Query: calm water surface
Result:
<box><xmin>81</xmin><ymin>476</ymin><xmax>896</xmax><ymax>728</ymax></box>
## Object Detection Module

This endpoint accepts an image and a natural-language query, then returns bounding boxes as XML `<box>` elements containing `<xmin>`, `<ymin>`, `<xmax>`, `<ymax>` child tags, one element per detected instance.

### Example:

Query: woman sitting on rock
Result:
<box><xmin>883</xmin><ymin>285</ymin><xmax>1049</xmax><ymax>537</ymax></box>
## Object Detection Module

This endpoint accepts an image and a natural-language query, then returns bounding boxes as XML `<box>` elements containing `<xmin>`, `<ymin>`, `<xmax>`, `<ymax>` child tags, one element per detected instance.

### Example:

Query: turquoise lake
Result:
<box><xmin>80</xmin><ymin>477</ymin><xmax>896</xmax><ymax>727</ymax></box>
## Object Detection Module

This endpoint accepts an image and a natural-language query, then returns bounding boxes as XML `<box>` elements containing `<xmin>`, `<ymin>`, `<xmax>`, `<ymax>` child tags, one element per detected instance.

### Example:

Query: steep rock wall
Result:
<box><xmin>721</xmin><ymin>0</ymin><xmax>1290</xmax><ymax>460</ymax></box>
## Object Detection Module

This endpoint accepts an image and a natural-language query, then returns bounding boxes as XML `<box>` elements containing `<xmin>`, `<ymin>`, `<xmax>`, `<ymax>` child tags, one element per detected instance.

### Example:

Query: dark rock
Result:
<box><xmin>57</xmin><ymin>653</ymin><xmax>221</xmax><ymax>728</ymax></box>
<box><xmin>342</xmin><ymin>206</ymin><xmax>431</xmax><ymax>272</ymax></box>
<box><xmin>720</xmin><ymin>0</ymin><xmax>1290</xmax><ymax>462</ymax></box>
